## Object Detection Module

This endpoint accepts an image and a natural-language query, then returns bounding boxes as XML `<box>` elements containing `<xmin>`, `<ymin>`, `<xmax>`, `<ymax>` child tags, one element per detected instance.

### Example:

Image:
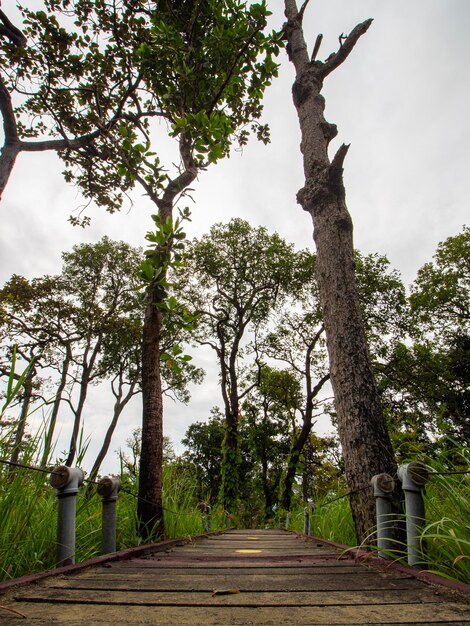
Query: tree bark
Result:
<box><xmin>0</xmin><ymin>80</ymin><xmax>21</xmax><ymax>201</ymax></box>
<box><xmin>283</xmin><ymin>1</ymin><xmax>400</xmax><ymax>542</ymax></box>
<box><xmin>138</xmin><ymin>287</ymin><xmax>165</xmax><ymax>539</ymax></box>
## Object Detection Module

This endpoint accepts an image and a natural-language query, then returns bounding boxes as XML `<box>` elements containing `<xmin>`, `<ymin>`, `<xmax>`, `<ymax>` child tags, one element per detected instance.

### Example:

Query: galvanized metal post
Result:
<box><xmin>49</xmin><ymin>465</ymin><xmax>84</xmax><ymax>567</ymax></box>
<box><xmin>397</xmin><ymin>462</ymin><xmax>429</xmax><ymax>567</ymax></box>
<box><xmin>371</xmin><ymin>473</ymin><xmax>395</xmax><ymax>559</ymax></box>
<box><xmin>97</xmin><ymin>476</ymin><xmax>121</xmax><ymax>555</ymax></box>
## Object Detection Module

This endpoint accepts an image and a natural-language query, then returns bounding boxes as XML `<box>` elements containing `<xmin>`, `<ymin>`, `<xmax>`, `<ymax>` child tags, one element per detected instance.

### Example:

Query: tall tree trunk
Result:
<box><xmin>220</xmin><ymin>407</ymin><xmax>240</xmax><ymax>512</ymax></box>
<box><xmin>137</xmin><ymin>135</ymin><xmax>196</xmax><ymax>540</ymax></box>
<box><xmin>138</xmin><ymin>290</ymin><xmax>165</xmax><ymax>539</ymax></box>
<box><xmin>219</xmin><ymin>338</ymin><xmax>242</xmax><ymax>512</ymax></box>
<box><xmin>283</xmin><ymin>1</ymin><xmax>400</xmax><ymax>542</ymax></box>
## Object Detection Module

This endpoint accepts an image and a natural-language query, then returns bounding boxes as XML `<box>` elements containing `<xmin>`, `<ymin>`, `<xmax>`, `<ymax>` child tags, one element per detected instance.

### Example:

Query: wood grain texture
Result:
<box><xmin>1</xmin><ymin>530</ymin><xmax>469</xmax><ymax>625</ymax></box>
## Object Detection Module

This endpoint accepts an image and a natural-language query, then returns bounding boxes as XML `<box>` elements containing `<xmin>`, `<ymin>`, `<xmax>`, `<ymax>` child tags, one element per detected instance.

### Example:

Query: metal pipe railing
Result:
<box><xmin>397</xmin><ymin>462</ymin><xmax>429</xmax><ymax>567</ymax></box>
<box><xmin>371</xmin><ymin>473</ymin><xmax>395</xmax><ymax>559</ymax></box>
<box><xmin>97</xmin><ymin>476</ymin><xmax>121</xmax><ymax>554</ymax></box>
<box><xmin>49</xmin><ymin>465</ymin><xmax>84</xmax><ymax>567</ymax></box>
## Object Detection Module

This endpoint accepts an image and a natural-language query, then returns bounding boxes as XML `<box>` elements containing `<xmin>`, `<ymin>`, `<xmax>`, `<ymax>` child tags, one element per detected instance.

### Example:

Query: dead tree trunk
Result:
<box><xmin>283</xmin><ymin>1</ymin><xmax>400</xmax><ymax>542</ymax></box>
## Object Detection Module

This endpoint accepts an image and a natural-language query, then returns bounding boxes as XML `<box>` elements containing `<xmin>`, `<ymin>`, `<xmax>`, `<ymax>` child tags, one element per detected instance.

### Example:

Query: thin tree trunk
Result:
<box><xmin>10</xmin><ymin>368</ymin><xmax>34</xmax><ymax>466</ymax></box>
<box><xmin>66</xmin><ymin>338</ymin><xmax>101</xmax><ymax>466</ymax></box>
<box><xmin>42</xmin><ymin>349</ymin><xmax>71</xmax><ymax>466</ymax></box>
<box><xmin>283</xmin><ymin>1</ymin><xmax>400</xmax><ymax>542</ymax></box>
<box><xmin>219</xmin><ymin>336</ymin><xmax>242</xmax><ymax>512</ymax></box>
<box><xmin>281</xmin><ymin>343</ymin><xmax>329</xmax><ymax>512</ymax></box>
<box><xmin>87</xmin><ymin>377</ymin><xmax>138</xmax><ymax>490</ymax></box>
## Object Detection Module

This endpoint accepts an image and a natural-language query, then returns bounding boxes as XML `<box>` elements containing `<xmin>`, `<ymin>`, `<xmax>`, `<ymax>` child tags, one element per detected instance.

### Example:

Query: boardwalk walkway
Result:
<box><xmin>1</xmin><ymin>529</ymin><xmax>470</xmax><ymax>624</ymax></box>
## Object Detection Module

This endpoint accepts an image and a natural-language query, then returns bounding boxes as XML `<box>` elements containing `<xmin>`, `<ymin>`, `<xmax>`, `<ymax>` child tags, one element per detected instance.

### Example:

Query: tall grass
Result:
<box><xmin>1</xmin><ymin>375</ymin><xmax>468</xmax><ymax>585</ymax></box>
<box><xmin>420</xmin><ymin>445</ymin><xmax>470</xmax><ymax>583</ymax></box>
<box><xmin>0</xmin><ymin>421</ymin><xmax>224</xmax><ymax>581</ymax></box>
<box><xmin>288</xmin><ymin>492</ymin><xmax>356</xmax><ymax>546</ymax></box>
<box><xmin>287</xmin><ymin>445</ymin><xmax>470</xmax><ymax>585</ymax></box>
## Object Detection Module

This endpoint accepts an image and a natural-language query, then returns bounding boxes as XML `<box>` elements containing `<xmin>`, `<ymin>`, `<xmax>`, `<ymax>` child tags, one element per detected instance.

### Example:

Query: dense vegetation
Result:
<box><xmin>1</xmin><ymin>224</ymin><xmax>469</xmax><ymax>582</ymax></box>
<box><xmin>0</xmin><ymin>0</ymin><xmax>468</xmax><ymax>587</ymax></box>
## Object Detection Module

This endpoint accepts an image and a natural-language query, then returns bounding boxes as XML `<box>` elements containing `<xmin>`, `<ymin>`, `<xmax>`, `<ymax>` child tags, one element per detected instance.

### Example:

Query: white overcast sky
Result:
<box><xmin>1</xmin><ymin>0</ymin><xmax>469</xmax><ymax>474</ymax></box>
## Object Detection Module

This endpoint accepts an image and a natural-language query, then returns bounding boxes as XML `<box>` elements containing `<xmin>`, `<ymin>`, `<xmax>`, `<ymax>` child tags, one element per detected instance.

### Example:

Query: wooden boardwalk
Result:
<box><xmin>1</xmin><ymin>529</ymin><xmax>470</xmax><ymax>624</ymax></box>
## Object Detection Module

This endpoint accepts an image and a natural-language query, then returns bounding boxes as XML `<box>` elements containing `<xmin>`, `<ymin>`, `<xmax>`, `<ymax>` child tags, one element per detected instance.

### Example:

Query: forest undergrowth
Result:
<box><xmin>1</xmin><ymin>419</ymin><xmax>469</xmax><ymax>584</ymax></box>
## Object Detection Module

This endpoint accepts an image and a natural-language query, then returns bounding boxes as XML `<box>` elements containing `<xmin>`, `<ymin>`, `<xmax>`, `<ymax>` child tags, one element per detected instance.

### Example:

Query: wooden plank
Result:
<box><xmin>1</xmin><ymin>601</ymin><xmax>470</xmax><ymax>624</ymax></box>
<box><xmin>1</xmin><ymin>529</ymin><xmax>469</xmax><ymax>625</ymax></box>
<box><xmin>167</xmin><ymin>544</ymin><xmax>340</xmax><ymax>558</ymax></box>
<box><xmin>12</xmin><ymin>587</ymin><xmax>449</xmax><ymax>606</ymax></box>
<box><xmin>41</xmin><ymin>572</ymin><xmax>427</xmax><ymax>591</ymax></box>
<box><xmin>91</xmin><ymin>565</ymin><xmax>362</xmax><ymax>575</ymax></box>
<box><xmin>119</xmin><ymin>557</ymin><xmax>358</xmax><ymax>568</ymax></box>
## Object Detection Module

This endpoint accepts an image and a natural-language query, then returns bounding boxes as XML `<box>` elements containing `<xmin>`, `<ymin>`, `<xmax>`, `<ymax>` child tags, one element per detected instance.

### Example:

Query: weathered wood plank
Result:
<box><xmin>1</xmin><ymin>601</ymin><xmax>470</xmax><ymax>624</ymax></box>
<box><xmin>40</xmin><ymin>572</ymin><xmax>426</xmax><ymax>592</ymax></box>
<box><xmin>88</xmin><ymin>564</ymin><xmax>362</xmax><ymax>575</ymax></box>
<box><xmin>13</xmin><ymin>587</ymin><xmax>449</xmax><ymax>606</ymax></box>
<box><xmin>119</xmin><ymin>557</ymin><xmax>358</xmax><ymax>573</ymax></box>
<box><xmin>1</xmin><ymin>529</ymin><xmax>469</xmax><ymax>625</ymax></box>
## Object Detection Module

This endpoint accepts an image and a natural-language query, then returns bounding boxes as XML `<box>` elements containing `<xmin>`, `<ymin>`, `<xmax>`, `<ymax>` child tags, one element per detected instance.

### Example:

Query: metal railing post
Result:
<box><xmin>397</xmin><ymin>462</ymin><xmax>429</xmax><ymax>567</ymax></box>
<box><xmin>371</xmin><ymin>473</ymin><xmax>395</xmax><ymax>559</ymax></box>
<box><xmin>97</xmin><ymin>476</ymin><xmax>121</xmax><ymax>555</ymax></box>
<box><xmin>49</xmin><ymin>465</ymin><xmax>84</xmax><ymax>567</ymax></box>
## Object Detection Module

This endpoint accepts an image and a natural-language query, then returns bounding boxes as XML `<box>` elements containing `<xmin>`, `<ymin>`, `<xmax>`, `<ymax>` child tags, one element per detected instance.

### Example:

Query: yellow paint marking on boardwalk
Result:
<box><xmin>235</xmin><ymin>549</ymin><xmax>262</xmax><ymax>553</ymax></box>
<box><xmin>246</xmin><ymin>536</ymin><xmax>260</xmax><ymax>540</ymax></box>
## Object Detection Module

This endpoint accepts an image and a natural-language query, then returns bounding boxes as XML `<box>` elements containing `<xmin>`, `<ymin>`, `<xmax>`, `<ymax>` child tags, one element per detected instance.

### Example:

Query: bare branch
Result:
<box><xmin>320</xmin><ymin>18</ymin><xmax>373</xmax><ymax>79</ymax></box>
<box><xmin>297</xmin><ymin>0</ymin><xmax>311</xmax><ymax>24</ymax></box>
<box><xmin>330</xmin><ymin>142</ymin><xmax>350</xmax><ymax>174</ymax></box>
<box><xmin>311</xmin><ymin>34</ymin><xmax>323</xmax><ymax>62</ymax></box>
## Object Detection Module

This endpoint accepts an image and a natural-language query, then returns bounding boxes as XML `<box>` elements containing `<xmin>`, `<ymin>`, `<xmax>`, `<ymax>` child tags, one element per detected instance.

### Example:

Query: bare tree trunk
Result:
<box><xmin>281</xmin><ymin>337</ymin><xmax>329</xmax><ymax>512</ymax></box>
<box><xmin>138</xmin><ymin>292</ymin><xmax>165</xmax><ymax>539</ymax></box>
<box><xmin>87</xmin><ymin>377</ymin><xmax>138</xmax><ymax>490</ymax></box>
<box><xmin>42</xmin><ymin>348</ymin><xmax>71</xmax><ymax>466</ymax></box>
<box><xmin>66</xmin><ymin>338</ymin><xmax>101</xmax><ymax>466</ymax></box>
<box><xmin>283</xmin><ymin>1</ymin><xmax>400</xmax><ymax>542</ymax></box>
<box><xmin>10</xmin><ymin>367</ymin><xmax>34</xmax><ymax>466</ymax></box>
